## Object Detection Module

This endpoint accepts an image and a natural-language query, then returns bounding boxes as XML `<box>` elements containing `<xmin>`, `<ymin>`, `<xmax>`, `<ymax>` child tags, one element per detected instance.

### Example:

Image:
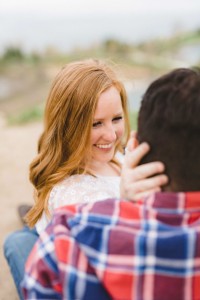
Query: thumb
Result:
<box><xmin>126</xmin><ymin>131</ymin><xmax>138</xmax><ymax>152</ymax></box>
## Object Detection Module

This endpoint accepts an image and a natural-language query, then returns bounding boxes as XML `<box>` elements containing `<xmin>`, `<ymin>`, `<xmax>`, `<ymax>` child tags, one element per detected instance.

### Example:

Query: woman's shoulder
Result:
<box><xmin>60</xmin><ymin>173</ymin><xmax>99</xmax><ymax>187</ymax></box>
<box><xmin>36</xmin><ymin>175</ymin><xmax>93</xmax><ymax>234</ymax></box>
<box><xmin>48</xmin><ymin>174</ymin><xmax>98</xmax><ymax>208</ymax></box>
<box><xmin>48</xmin><ymin>173</ymin><xmax>120</xmax><ymax>210</ymax></box>
<box><xmin>51</xmin><ymin>173</ymin><xmax>116</xmax><ymax>197</ymax></box>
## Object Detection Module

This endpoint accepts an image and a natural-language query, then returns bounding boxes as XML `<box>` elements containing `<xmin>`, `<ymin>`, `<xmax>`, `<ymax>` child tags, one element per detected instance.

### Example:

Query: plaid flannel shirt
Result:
<box><xmin>22</xmin><ymin>192</ymin><xmax>200</xmax><ymax>300</ymax></box>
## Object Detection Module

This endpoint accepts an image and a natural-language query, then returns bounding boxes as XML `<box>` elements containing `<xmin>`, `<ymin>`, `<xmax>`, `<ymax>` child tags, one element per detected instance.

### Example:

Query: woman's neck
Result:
<box><xmin>87</xmin><ymin>161</ymin><xmax>121</xmax><ymax>177</ymax></box>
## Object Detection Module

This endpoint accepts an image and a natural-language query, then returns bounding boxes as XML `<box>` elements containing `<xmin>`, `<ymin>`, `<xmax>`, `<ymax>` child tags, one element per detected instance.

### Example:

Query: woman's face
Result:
<box><xmin>90</xmin><ymin>86</ymin><xmax>125</xmax><ymax>165</ymax></box>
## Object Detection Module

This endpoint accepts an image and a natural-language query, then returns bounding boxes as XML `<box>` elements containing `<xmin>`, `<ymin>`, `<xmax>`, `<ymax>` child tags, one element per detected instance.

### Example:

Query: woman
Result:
<box><xmin>27</xmin><ymin>59</ymin><xmax>130</xmax><ymax>232</ymax></box>
<box><xmin>4</xmin><ymin>59</ymin><xmax>167</xmax><ymax>300</ymax></box>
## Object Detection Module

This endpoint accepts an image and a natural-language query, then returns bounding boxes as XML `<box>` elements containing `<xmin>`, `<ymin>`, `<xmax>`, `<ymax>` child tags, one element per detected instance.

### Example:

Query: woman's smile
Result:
<box><xmin>94</xmin><ymin>143</ymin><xmax>113</xmax><ymax>150</ymax></box>
<box><xmin>90</xmin><ymin>85</ymin><xmax>124</xmax><ymax>167</ymax></box>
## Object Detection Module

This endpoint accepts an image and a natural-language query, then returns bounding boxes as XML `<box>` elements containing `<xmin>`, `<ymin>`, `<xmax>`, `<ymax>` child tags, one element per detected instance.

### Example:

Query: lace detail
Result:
<box><xmin>36</xmin><ymin>174</ymin><xmax>121</xmax><ymax>234</ymax></box>
<box><xmin>35</xmin><ymin>152</ymin><xmax>124</xmax><ymax>233</ymax></box>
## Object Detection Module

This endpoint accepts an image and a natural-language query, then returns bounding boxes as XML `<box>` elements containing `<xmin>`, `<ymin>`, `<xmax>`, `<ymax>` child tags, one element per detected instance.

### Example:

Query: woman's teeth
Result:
<box><xmin>95</xmin><ymin>144</ymin><xmax>112</xmax><ymax>149</ymax></box>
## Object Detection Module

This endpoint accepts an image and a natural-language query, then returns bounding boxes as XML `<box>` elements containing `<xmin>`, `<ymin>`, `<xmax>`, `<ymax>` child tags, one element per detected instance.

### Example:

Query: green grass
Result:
<box><xmin>129</xmin><ymin>111</ymin><xmax>138</xmax><ymax>130</ymax></box>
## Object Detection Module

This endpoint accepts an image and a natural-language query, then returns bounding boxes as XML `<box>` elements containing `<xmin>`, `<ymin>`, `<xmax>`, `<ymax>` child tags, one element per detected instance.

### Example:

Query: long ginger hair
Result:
<box><xmin>26</xmin><ymin>59</ymin><xmax>130</xmax><ymax>227</ymax></box>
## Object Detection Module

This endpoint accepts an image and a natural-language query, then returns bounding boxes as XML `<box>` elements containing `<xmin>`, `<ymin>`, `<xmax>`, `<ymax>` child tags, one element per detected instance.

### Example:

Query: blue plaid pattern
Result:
<box><xmin>22</xmin><ymin>192</ymin><xmax>200</xmax><ymax>300</ymax></box>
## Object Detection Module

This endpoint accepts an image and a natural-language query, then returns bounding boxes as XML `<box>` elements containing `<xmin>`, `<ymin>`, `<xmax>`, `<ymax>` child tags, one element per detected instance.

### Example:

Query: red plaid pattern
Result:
<box><xmin>22</xmin><ymin>192</ymin><xmax>200</xmax><ymax>300</ymax></box>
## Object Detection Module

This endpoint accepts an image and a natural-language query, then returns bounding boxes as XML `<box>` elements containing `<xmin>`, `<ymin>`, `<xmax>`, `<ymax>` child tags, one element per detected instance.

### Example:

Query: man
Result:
<box><xmin>22</xmin><ymin>68</ymin><xmax>200</xmax><ymax>300</ymax></box>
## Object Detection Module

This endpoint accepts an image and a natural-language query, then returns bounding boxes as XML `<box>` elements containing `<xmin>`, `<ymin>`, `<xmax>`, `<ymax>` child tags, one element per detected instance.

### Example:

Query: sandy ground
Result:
<box><xmin>0</xmin><ymin>118</ymin><xmax>42</xmax><ymax>300</ymax></box>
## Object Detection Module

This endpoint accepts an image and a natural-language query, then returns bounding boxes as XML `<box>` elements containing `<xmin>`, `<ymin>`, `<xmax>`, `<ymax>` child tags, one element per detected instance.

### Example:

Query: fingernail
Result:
<box><xmin>141</xmin><ymin>142</ymin><xmax>150</xmax><ymax>150</ymax></box>
<box><xmin>157</xmin><ymin>162</ymin><xmax>165</xmax><ymax>171</ymax></box>
<box><xmin>161</xmin><ymin>175</ymin><xmax>168</xmax><ymax>182</ymax></box>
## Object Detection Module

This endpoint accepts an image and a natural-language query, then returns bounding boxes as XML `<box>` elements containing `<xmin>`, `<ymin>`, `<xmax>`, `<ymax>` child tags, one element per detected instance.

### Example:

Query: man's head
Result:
<box><xmin>137</xmin><ymin>68</ymin><xmax>200</xmax><ymax>192</ymax></box>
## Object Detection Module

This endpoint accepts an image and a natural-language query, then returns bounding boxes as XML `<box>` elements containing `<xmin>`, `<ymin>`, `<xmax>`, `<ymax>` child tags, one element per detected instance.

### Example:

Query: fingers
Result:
<box><xmin>129</xmin><ymin>130</ymin><xmax>137</xmax><ymax>140</ymax></box>
<box><xmin>126</xmin><ymin>136</ymin><xmax>135</xmax><ymax>152</ymax></box>
<box><xmin>128</xmin><ymin>161</ymin><xmax>166</xmax><ymax>181</ymax></box>
<box><xmin>126</xmin><ymin>131</ymin><xmax>138</xmax><ymax>152</ymax></box>
<box><xmin>124</xmin><ymin>142</ymin><xmax>150</xmax><ymax>168</ymax></box>
<box><xmin>121</xmin><ymin>138</ymin><xmax>168</xmax><ymax>200</ymax></box>
<box><xmin>129</xmin><ymin>174</ymin><xmax>168</xmax><ymax>194</ymax></box>
<box><xmin>126</xmin><ymin>134</ymin><xmax>137</xmax><ymax>152</ymax></box>
<box><xmin>129</xmin><ymin>187</ymin><xmax>161</xmax><ymax>201</ymax></box>
<box><xmin>120</xmin><ymin>163</ymin><xmax>168</xmax><ymax>200</ymax></box>
<box><xmin>120</xmin><ymin>174</ymin><xmax>168</xmax><ymax>200</ymax></box>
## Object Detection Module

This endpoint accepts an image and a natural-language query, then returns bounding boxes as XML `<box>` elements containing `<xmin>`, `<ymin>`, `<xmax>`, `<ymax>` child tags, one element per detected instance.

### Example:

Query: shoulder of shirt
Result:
<box><xmin>49</xmin><ymin>174</ymin><xmax>94</xmax><ymax>194</ymax></box>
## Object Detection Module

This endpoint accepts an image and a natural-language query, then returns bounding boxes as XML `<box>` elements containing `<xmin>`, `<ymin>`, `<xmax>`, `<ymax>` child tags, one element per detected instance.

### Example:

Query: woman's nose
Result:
<box><xmin>103</xmin><ymin>124</ymin><xmax>117</xmax><ymax>141</ymax></box>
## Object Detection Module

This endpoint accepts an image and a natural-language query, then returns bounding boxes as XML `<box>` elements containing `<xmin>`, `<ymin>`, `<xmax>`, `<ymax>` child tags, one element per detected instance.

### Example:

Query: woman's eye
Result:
<box><xmin>113</xmin><ymin>116</ymin><xmax>123</xmax><ymax>122</ymax></box>
<box><xmin>92</xmin><ymin>121</ymin><xmax>102</xmax><ymax>128</ymax></box>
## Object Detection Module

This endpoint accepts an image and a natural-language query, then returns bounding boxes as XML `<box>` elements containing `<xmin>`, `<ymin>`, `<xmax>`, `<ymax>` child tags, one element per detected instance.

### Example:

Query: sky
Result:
<box><xmin>1</xmin><ymin>0</ymin><xmax>200</xmax><ymax>16</ymax></box>
<box><xmin>0</xmin><ymin>0</ymin><xmax>200</xmax><ymax>53</ymax></box>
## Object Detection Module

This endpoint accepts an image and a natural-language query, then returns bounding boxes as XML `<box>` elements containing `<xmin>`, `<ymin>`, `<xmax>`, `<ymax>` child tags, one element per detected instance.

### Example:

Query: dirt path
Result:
<box><xmin>0</xmin><ymin>118</ymin><xmax>42</xmax><ymax>300</ymax></box>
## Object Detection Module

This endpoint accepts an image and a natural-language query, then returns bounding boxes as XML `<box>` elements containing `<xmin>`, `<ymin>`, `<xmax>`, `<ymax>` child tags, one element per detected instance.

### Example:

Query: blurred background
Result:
<box><xmin>0</xmin><ymin>0</ymin><xmax>200</xmax><ymax>298</ymax></box>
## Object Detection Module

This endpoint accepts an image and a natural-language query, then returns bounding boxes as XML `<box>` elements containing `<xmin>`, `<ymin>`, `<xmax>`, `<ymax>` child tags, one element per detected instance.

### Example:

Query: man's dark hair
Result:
<box><xmin>137</xmin><ymin>68</ymin><xmax>200</xmax><ymax>192</ymax></box>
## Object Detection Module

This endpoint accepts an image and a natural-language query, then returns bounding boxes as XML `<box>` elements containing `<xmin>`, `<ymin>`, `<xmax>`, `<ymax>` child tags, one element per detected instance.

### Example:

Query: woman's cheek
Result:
<box><xmin>117</xmin><ymin>123</ymin><xmax>125</xmax><ymax>138</ymax></box>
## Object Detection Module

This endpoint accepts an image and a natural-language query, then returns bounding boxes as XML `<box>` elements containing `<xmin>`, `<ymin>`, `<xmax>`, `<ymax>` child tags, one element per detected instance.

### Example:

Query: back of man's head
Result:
<box><xmin>137</xmin><ymin>68</ymin><xmax>200</xmax><ymax>192</ymax></box>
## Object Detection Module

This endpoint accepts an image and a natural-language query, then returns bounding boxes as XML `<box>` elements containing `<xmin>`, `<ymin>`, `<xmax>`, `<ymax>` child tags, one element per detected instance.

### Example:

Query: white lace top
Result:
<box><xmin>35</xmin><ymin>153</ymin><xmax>124</xmax><ymax>234</ymax></box>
